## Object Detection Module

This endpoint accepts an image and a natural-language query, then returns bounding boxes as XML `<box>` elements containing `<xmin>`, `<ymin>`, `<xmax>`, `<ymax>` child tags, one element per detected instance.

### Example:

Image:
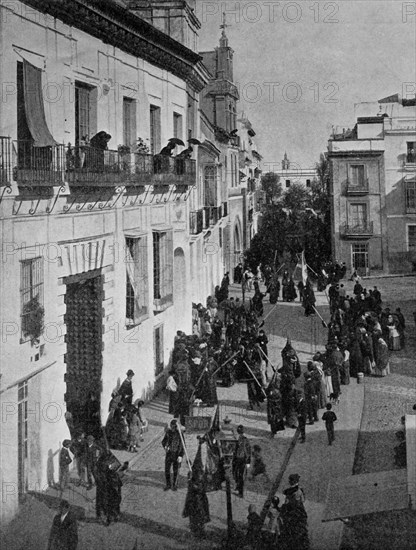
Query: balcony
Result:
<box><xmin>222</xmin><ymin>201</ymin><xmax>228</xmax><ymax>217</ymax></box>
<box><xmin>124</xmin><ymin>152</ymin><xmax>153</xmax><ymax>186</ymax></box>
<box><xmin>340</xmin><ymin>221</ymin><xmax>374</xmax><ymax>238</ymax></box>
<box><xmin>14</xmin><ymin>141</ymin><xmax>65</xmax><ymax>186</ymax></box>
<box><xmin>346</xmin><ymin>179</ymin><xmax>369</xmax><ymax>195</ymax></box>
<box><xmin>406</xmin><ymin>201</ymin><xmax>416</xmax><ymax>214</ymax></box>
<box><xmin>190</xmin><ymin>210</ymin><xmax>203</xmax><ymax>235</ymax></box>
<box><xmin>65</xmin><ymin>145</ymin><xmax>128</xmax><ymax>187</ymax></box>
<box><xmin>406</xmin><ymin>152</ymin><xmax>415</xmax><ymax>164</ymax></box>
<box><xmin>247</xmin><ymin>178</ymin><xmax>257</xmax><ymax>193</ymax></box>
<box><xmin>152</xmin><ymin>156</ymin><xmax>196</xmax><ymax>186</ymax></box>
<box><xmin>0</xmin><ymin>136</ymin><xmax>12</xmax><ymax>186</ymax></box>
<box><xmin>203</xmin><ymin>206</ymin><xmax>220</xmax><ymax>227</ymax></box>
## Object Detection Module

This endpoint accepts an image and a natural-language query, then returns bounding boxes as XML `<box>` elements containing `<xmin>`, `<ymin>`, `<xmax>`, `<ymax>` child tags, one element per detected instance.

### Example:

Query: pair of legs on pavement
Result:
<box><xmin>164</xmin><ymin>452</ymin><xmax>180</xmax><ymax>491</ymax></box>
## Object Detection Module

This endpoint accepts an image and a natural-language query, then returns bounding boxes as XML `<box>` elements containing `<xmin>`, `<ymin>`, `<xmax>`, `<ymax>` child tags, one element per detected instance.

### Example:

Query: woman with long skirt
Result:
<box><xmin>267</xmin><ymin>386</ymin><xmax>285</xmax><ymax>437</ymax></box>
<box><xmin>280</xmin><ymin>474</ymin><xmax>310</xmax><ymax>550</ymax></box>
<box><xmin>375</xmin><ymin>336</ymin><xmax>390</xmax><ymax>376</ymax></box>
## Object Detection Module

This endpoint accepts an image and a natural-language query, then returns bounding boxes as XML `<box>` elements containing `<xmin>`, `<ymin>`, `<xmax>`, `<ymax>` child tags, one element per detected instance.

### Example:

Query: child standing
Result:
<box><xmin>322</xmin><ymin>403</ymin><xmax>337</xmax><ymax>445</ymax></box>
<box><xmin>59</xmin><ymin>439</ymin><xmax>73</xmax><ymax>494</ymax></box>
<box><xmin>249</xmin><ymin>444</ymin><xmax>269</xmax><ymax>481</ymax></box>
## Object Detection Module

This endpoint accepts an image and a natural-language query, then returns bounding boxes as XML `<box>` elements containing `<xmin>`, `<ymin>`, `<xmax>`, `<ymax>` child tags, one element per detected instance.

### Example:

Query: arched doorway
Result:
<box><xmin>173</xmin><ymin>247</ymin><xmax>187</xmax><ymax>330</ymax></box>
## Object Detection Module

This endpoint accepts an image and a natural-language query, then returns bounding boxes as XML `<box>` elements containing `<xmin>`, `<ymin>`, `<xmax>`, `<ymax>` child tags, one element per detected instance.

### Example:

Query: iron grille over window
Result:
<box><xmin>153</xmin><ymin>231</ymin><xmax>173</xmax><ymax>306</ymax></box>
<box><xmin>408</xmin><ymin>225</ymin><xmax>416</xmax><ymax>251</ymax></box>
<box><xmin>20</xmin><ymin>257</ymin><xmax>44</xmax><ymax>342</ymax></box>
<box><xmin>406</xmin><ymin>180</ymin><xmax>416</xmax><ymax>212</ymax></box>
<box><xmin>125</xmin><ymin>236</ymin><xmax>149</xmax><ymax>326</ymax></box>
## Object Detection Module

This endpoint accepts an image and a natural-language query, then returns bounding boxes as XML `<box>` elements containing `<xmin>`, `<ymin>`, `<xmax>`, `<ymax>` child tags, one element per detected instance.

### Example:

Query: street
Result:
<box><xmin>2</xmin><ymin>275</ymin><xmax>415</xmax><ymax>550</ymax></box>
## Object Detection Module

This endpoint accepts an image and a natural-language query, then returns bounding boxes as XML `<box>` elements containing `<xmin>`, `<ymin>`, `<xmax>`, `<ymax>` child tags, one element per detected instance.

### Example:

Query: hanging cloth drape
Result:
<box><xmin>23</xmin><ymin>59</ymin><xmax>57</xmax><ymax>147</ymax></box>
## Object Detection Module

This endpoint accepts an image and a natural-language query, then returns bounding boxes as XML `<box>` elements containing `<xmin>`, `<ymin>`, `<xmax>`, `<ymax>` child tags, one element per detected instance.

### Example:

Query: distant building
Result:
<box><xmin>199</xmin><ymin>19</ymin><xmax>262</xmax><ymax>274</ymax></box>
<box><xmin>274</xmin><ymin>153</ymin><xmax>317</xmax><ymax>190</ymax></box>
<box><xmin>328</xmin><ymin>93</ymin><xmax>416</xmax><ymax>275</ymax></box>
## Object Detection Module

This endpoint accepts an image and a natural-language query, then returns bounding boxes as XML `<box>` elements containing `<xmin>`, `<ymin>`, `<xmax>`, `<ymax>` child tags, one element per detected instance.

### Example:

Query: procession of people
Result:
<box><xmin>52</xmin><ymin>256</ymin><xmax>409</xmax><ymax>550</ymax></box>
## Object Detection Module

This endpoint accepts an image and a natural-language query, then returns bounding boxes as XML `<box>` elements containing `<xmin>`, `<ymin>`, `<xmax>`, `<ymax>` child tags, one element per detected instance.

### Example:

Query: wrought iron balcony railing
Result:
<box><xmin>13</xmin><ymin>140</ymin><xmax>65</xmax><ymax>186</ymax></box>
<box><xmin>340</xmin><ymin>221</ymin><xmax>374</xmax><ymax>237</ymax></box>
<box><xmin>0</xmin><ymin>136</ymin><xmax>12</xmax><ymax>186</ymax></box>
<box><xmin>203</xmin><ymin>205</ymin><xmax>220</xmax><ymax>227</ymax></box>
<box><xmin>190</xmin><ymin>209</ymin><xmax>204</xmax><ymax>235</ymax></box>
<box><xmin>152</xmin><ymin>156</ymin><xmax>196</xmax><ymax>186</ymax></box>
<box><xmin>345</xmin><ymin>179</ymin><xmax>369</xmax><ymax>195</ymax></box>
<box><xmin>65</xmin><ymin>145</ymin><xmax>127</xmax><ymax>187</ymax></box>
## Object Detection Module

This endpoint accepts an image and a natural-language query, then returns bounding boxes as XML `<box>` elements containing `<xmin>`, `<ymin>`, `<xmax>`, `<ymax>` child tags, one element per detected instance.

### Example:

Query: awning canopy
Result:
<box><xmin>322</xmin><ymin>469</ymin><xmax>409</xmax><ymax>522</ymax></box>
<box><xmin>23</xmin><ymin>59</ymin><xmax>57</xmax><ymax>147</ymax></box>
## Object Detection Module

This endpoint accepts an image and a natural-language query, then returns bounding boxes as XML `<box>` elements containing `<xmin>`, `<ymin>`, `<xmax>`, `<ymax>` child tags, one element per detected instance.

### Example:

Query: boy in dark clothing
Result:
<box><xmin>59</xmin><ymin>440</ymin><xmax>73</xmax><ymax>494</ymax></box>
<box><xmin>322</xmin><ymin>403</ymin><xmax>337</xmax><ymax>445</ymax></box>
<box><xmin>249</xmin><ymin>444</ymin><xmax>268</xmax><ymax>481</ymax></box>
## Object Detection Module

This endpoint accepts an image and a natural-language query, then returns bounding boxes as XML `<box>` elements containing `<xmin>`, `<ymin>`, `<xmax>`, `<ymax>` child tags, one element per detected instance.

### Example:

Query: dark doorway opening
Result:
<box><xmin>64</xmin><ymin>271</ymin><xmax>103</xmax><ymax>435</ymax></box>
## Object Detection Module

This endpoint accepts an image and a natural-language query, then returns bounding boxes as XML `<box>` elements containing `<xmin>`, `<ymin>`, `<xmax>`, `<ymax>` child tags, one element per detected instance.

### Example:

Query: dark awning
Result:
<box><xmin>23</xmin><ymin>59</ymin><xmax>57</xmax><ymax>147</ymax></box>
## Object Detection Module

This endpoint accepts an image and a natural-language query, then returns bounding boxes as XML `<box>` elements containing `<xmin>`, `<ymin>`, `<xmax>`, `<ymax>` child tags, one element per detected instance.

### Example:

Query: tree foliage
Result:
<box><xmin>261</xmin><ymin>172</ymin><xmax>281</xmax><ymax>204</ymax></box>
<box><xmin>247</xmin><ymin>153</ymin><xmax>332</xmax><ymax>274</ymax></box>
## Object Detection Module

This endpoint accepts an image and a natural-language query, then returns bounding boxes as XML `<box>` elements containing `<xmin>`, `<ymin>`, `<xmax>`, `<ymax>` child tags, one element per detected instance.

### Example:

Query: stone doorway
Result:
<box><xmin>64</xmin><ymin>270</ymin><xmax>103</xmax><ymax>434</ymax></box>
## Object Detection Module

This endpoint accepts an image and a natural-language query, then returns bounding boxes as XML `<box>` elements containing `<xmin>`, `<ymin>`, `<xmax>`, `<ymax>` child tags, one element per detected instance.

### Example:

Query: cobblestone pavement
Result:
<box><xmin>1</xmin><ymin>275</ymin><xmax>415</xmax><ymax>550</ymax></box>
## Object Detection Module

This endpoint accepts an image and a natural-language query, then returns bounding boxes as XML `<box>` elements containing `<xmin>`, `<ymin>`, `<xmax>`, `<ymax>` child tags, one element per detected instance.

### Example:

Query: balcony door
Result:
<box><xmin>349</xmin><ymin>164</ymin><xmax>365</xmax><ymax>187</ymax></box>
<box><xmin>150</xmin><ymin>105</ymin><xmax>161</xmax><ymax>154</ymax></box>
<box><xmin>349</xmin><ymin>203</ymin><xmax>367</xmax><ymax>228</ymax></box>
<box><xmin>351</xmin><ymin>243</ymin><xmax>369</xmax><ymax>276</ymax></box>
<box><xmin>75</xmin><ymin>82</ymin><xmax>97</xmax><ymax>145</ymax></box>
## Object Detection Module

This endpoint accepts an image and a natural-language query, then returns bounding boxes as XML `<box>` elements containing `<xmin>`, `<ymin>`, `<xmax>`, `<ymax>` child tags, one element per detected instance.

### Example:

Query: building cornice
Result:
<box><xmin>21</xmin><ymin>0</ymin><xmax>208</xmax><ymax>91</ymax></box>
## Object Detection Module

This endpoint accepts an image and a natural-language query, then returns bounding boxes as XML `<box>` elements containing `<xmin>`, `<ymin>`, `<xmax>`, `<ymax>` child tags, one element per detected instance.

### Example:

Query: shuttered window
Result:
<box><xmin>125</xmin><ymin>236</ymin><xmax>149</xmax><ymax>326</ymax></box>
<box><xmin>153</xmin><ymin>230</ymin><xmax>173</xmax><ymax>305</ymax></box>
<box><xmin>150</xmin><ymin>105</ymin><xmax>161</xmax><ymax>154</ymax></box>
<box><xmin>20</xmin><ymin>257</ymin><xmax>44</xmax><ymax>342</ymax></box>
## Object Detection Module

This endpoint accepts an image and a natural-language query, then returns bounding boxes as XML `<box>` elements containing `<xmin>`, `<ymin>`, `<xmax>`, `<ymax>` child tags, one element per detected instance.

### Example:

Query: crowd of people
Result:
<box><xmin>53</xmin><ymin>257</ymin><xmax>411</xmax><ymax>550</ymax></box>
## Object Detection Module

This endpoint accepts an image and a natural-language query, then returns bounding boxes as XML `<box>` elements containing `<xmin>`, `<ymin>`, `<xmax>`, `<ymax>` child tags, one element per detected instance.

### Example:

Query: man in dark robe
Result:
<box><xmin>183</xmin><ymin>443</ymin><xmax>210</xmax><ymax>537</ymax></box>
<box><xmin>302</xmin><ymin>281</ymin><xmax>316</xmax><ymax>317</ymax></box>
<box><xmin>118</xmin><ymin>370</ymin><xmax>135</xmax><ymax>407</ymax></box>
<box><xmin>84</xmin><ymin>392</ymin><xmax>101</xmax><ymax>440</ymax></box>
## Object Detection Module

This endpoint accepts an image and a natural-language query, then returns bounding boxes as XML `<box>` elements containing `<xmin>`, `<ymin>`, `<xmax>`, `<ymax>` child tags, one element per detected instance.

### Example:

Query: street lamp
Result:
<box><xmin>213</xmin><ymin>416</ymin><xmax>237</xmax><ymax>545</ymax></box>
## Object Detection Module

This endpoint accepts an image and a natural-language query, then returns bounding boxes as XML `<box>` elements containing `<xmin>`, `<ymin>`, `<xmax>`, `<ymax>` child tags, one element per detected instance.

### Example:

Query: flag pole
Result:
<box><xmin>256</xmin><ymin>344</ymin><xmax>277</xmax><ymax>373</ymax></box>
<box><xmin>243</xmin><ymin>360</ymin><xmax>268</xmax><ymax>399</ymax></box>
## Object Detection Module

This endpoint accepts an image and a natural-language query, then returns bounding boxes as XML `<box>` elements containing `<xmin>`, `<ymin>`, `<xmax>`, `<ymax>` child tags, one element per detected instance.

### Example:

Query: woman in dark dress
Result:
<box><xmin>280</xmin><ymin>473</ymin><xmax>310</xmax><ymax>550</ymax></box>
<box><xmin>267</xmin><ymin>385</ymin><xmax>285</xmax><ymax>436</ymax></box>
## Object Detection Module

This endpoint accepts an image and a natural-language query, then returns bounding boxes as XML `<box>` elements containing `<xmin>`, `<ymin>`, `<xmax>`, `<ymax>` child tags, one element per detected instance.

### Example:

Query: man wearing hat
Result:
<box><xmin>85</xmin><ymin>435</ymin><xmax>101</xmax><ymax>490</ymax></box>
<box><xmin>162</xmin><ymin>419</ymin><xmax>185</xmax><ymax>491</ymax></box>
<box><xmin>47</xmin><ymin>499</ymin><xmax>78</xmax><ymax>550</ymax></box>
<box><xmin>296</xmin><ymin>392</ymin><xmax>307</xmax><ymax>443</ymax></box>
<box><xmin>119</xmin><ymin>370</ymin><xmax>134</xmax><ymax>407</ymax></box>
<box><xmin>232</xmin><ymin>425</ymin><xmax>251</xmax><ymax>498</ymax></box>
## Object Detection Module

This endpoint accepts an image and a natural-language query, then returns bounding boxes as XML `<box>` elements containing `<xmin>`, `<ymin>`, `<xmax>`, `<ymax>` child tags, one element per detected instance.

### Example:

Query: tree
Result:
<box><xmin>282</xmin><ymin>183</ymin><xmax>309</xmax><ymax>211</ymax></box>
<box><xmin>246</xmin><ymin>153</ymin><xmax>332</xmax><ymax>274</ymax></box>
<box><xmin>261</xmin><ymin>172</ymin><xmax>281</xmax><ymax>204</ymax></box>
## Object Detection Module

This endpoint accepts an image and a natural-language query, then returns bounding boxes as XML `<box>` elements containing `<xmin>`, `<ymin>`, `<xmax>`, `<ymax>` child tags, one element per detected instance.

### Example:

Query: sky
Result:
<box><xmin>195</xmin><ymin>0</ymin><xmax>416</xmax><ymax>170</ymax></box>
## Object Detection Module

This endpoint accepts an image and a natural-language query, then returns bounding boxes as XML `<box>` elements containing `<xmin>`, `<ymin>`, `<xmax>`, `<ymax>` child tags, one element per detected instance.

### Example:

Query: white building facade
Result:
<box><xmin>0</xmin><ymin>0</ymin><xmax>208</xmax><ymax>522</ymax></box>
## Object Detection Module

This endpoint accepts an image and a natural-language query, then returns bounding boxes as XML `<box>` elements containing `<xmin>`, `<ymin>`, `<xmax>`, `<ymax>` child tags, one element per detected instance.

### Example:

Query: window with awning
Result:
<box><xmin>21</xmin><ymin>59</ymin><xmax>57</xmax><ymax>147</ymax></box>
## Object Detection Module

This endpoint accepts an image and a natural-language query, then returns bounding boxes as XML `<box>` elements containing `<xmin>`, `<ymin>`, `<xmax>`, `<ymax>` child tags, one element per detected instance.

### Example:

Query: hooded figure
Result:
<box><xmin>182</xmin><ymin>442</ymin><xmax>210</xmax><ymax>537</ymax></box>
